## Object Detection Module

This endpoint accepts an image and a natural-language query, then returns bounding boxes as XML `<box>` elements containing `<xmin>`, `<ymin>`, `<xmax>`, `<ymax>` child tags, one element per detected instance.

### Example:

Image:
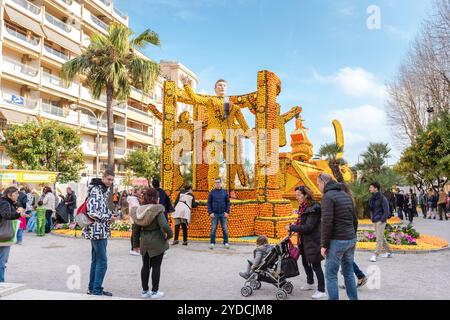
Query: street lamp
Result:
<box><xmin>70</xmin><ymin>105</ymin><xmax>105</xmax><ymax>177</ymax></box>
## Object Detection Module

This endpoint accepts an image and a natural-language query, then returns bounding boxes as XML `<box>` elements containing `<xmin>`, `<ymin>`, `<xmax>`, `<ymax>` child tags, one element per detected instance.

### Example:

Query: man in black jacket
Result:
<box><xmin>395</xmin><ymin>189</ymin><xmax>405</xmax><ymax>220</ymax></box>
<box><xmin>152</xmin><ymin>179</ymin><xmax>174</xmax><ymax>220</ymax></box>
<box><xmin>369</xmin><ymin>182</ymin><xmax>393</xmax><ymax>262</ymax></box>
<box><xmin>64</xmin><ymin>187</ymin><xmax>77</xmax><ymax>224</ymax></box>
<box><xmin>318</xmin><ymin>173</ymin><xmax>358</xmax><ymax>300</ymax></box>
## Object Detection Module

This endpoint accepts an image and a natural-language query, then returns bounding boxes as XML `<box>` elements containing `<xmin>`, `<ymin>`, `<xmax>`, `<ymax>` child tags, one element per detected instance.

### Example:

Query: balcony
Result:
<box><xmin>3</xmin><ymin>24</ymin><xmax>41</xmax><ymax>52</ymax></box>
<box><xmin>41</xmin><ymin>102</ymin><xmax>65</xmax><ymax>117</ymax></box>
<box><xmin>115</xmin><ymin>123</ymin><xmax>125</xmax><ymax>132</ymax></box>
<box><xmin>43</xmin><ymin>44</ymin><xmax>69</xmax><ymax>63</ymax></box>
<box><xmin>128</xmin><ymin>105</ymin><xmax>149</xmax><ymax>117</ymax></box>
<box><xmin>42</xmin><ymin>71</ymin><xmax>79</xmax><ymax>97</ymax></box>
<box><xmin>113</xmin><ymin>101</ymin><xmax>127</xmax><ymax>113</ymax></box>
<box><xmin>44</xmin><ymin>12</ymin><xmax>81</xmax><ymax>43</ymax></box>
<box><xmin>1</xmin><ymin>92</ymin><xmax>38</xmax><ymax>110</ymax></box>
<box><xmin>113</xmin><ymin>6</ymin><xmax>128</xmax><ymax>25</ymax></box>
<box><xmin>1</xmin><ymin>57</ymin><xmax>39</xmax><ymax>83</ymax></box>
<box><xmin>45</xmin><ymin>13</ymin><xmax>72</xmax><ymax>33</ymax></box>
<box><xmin>55</xmin><ymin>0</ymin><xmax>82</xmax><ymax>17</ymax></box>
<box><xmin>6</xmin><ymin>0</ymin><xmax>42</xmax><ymax>19</ymax></box>
<box><xmin>128</xmin><ymin>127</ymin><xmax>152</xmax><ymax>137</ymax></box>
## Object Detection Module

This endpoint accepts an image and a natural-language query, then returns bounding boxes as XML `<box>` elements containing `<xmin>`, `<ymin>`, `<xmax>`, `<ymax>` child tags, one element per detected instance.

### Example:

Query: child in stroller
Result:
<box><xmin>239</xmin><ymin>236</ymin><xmax>273</xmax><ymax>279</ymax></box>
<box><xmin>240</xmin><ymin>235</ymin><xmax>299</xmax><ymax>300</ymax></box>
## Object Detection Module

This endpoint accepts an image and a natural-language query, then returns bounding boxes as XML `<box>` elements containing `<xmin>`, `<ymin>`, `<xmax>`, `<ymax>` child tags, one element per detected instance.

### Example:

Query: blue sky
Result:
<box><xmin>116</xmin><ymin>0</ymin><xmax>433</xmax><ymax>165</ymax></box>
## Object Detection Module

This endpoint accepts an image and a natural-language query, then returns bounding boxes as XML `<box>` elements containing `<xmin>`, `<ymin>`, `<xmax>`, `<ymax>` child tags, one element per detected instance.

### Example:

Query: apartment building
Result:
<box><xmin>0</xmin><ymin>0</ymin><xmax>198</xmax><ymax>186</ymax></box>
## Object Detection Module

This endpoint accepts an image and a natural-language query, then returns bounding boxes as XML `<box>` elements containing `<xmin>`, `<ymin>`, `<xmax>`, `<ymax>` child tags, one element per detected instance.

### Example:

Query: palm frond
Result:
<box><xmin>131</xmin><ymin>29</ymin><xmax>161</xmax><ymax>49</ymax></box>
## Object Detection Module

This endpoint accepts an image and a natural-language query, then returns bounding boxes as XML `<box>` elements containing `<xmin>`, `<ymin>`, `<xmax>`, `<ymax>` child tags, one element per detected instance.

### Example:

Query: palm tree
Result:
<box><xmin>62</xmin><ymin>23</ymin><xmax>160</xmax><ymax>172</ymax></box>
<box><xmin>317</xmin><ymin>143</ymin><xmax>346</xmax><ymax>182</ymax></box>
<box><xmin>355</xmin><ymin>142</ymin><xmax>391</xmax><ymax>177</ymax></box>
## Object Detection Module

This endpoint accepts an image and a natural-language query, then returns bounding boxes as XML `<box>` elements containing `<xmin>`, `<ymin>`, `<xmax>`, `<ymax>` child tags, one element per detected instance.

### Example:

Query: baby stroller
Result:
<box><xmin>240</xmin><ymin>235</ymin><xmax>300</xmax><ymax>300</ymax></box>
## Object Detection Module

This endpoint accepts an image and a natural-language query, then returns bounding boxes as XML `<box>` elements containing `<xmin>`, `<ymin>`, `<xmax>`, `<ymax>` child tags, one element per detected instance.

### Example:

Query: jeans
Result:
<box><xmin>141</xmin><ymin>252</ymin><xmax>164</xmax><ymax>292</ymax></box>
<box><xmin>353</xmin><ymin>262</ymin><xmax>365</xmax><ymax>279</ymax></box>
<box><xmin>420</xmin><ymin>205</ymin><xmax>427</xmax><ymax>218</ymax></box>
<box><xmin>0</xmin><ymin>246</ymin><xmax>11</xmax><ymax>283</ymax></box>
<box><xmin>68</xmin><ymin>208</ymin><xmax>75</xmax><ymax>223</ymax></box>
<box><xmin>88</xmin><ymin>239</ymin><xmax>108</xmax><ymax>295</ymax></box>
<box><xmin>397</xmin><ymin>207</ymin><xmax>404</xmax><ymax>220</ymax></box>
<box><xmin>45</xmin><ymin>210</ymin><xmax>53</xmax><ymax>233</ymax></box>
<box><xmin>210</xmin><ymin>214</ymin><xmax>229</xmax><ymax>245</ymax></box>
<box><xmin>325</xmin><ymin>238</ymin><xmax>358</xmax><ymax>300</ymax></box>
<box><xmin>16</xmin><ymin>229</ymin><xmax>23</xmax><ymax>244</ymax></box>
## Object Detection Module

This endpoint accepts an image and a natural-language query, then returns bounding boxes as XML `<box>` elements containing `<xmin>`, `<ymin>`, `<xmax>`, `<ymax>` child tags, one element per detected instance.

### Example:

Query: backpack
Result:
<box><xmin>75</xmin><ymin>196</ymin><xmax>94</xmax><ymax>228</ymax></box>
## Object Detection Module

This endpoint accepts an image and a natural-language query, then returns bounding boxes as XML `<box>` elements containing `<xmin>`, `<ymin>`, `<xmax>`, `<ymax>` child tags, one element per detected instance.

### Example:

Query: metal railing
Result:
<box><xmin>98</xmin><ymin>0</ymin><xmax>112</xmax><ymax>7</ymax></box>
<box><xmin>42</xmin><ymin>71</ymin><xmax>70</xmax><ymax>88</ymax></box>
<box><xmin>115</xmin><ymin>123</ymin><xmax>125</xmax><ymax>132</ymax></box>
<box><xmin>44</xmin><ymin>44</ymin><xmax>69</xmax><ymax>60</ymax></box>
<box><xmin>5</xmin><ymin>24</ymin><xmax>40</xmax><ymax>45</ymax></box>
<box><xmin>59</xmin><ymin>0</ymin><xmax>73</xmax><ymax>5</ymax></box>
<box><xmin>11</xmin><ymin>0</ymin><xmax>41</xmax><ymax>15</ymax></box>
<box><xmin>42</xmin><ymin>102</ymin><xmax>65</xmax><ymax>117</ymax></box>
<box><xmin>45</xmin><ymin>13</ymin><xmax>72</xmax><ymax>33</ymax></box>
<box><xmin>90</xmin><ymin>14</ymin><xmax>108</xmax><ymax>31</ymax></box>
<box><xmin>128</xmin><ymin>127</ymin><xmax>151</xmax><ymax>136</ymax></box>
<box><xmin>128</xmin><ymin>105</ymin><xmax>149</xmax><ymax>116</ymax></box>
<box><xmin>113</xmin><ymin>6</ymin><xmax>128</xmax><ymax>19</ymax></box>
<box><xmin>2</xmin><ymin>57</ymin><xmax>39</xmax><ymax>77</ymax></box>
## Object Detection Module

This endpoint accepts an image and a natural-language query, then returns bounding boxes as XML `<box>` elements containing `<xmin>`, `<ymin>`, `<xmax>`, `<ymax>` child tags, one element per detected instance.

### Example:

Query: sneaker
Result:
<box><xmin>300</xmin><ymin>283</ymin><xmax>315</xmax><ymax>291</ymax></box>
<box><xmin>239</xmin><ymin>272</ymin><xmax>250</xmax><ymax>279</ymax></box>
<box><xmin>210</xmin><ymin>244</ymin><xmax>215</xmax><ymax>250</ymax></box>
<box><xmin>86</xmin><ymin>290</ymin><xmax>92</xmax><ymax>295</ymax></box>
<box><xmin>357</xmin><ymin>276</ymin><xmax>368</xmax><ymax>288</ymax></box>
<box><xmin>370</xmin><ymin>255</ymin><xmax>377</xmax><ymax>262</ymax></box>
<box><xmin>380</xmin><ymin>253</ymin><xmax>393</xmax><ymax>258</ymax></box>
<box><xmin>182</xmin><ymin>241</ymin><xmax>188</xmax><ymax>246</ymax></box>
<box><xmin>339</xmin><ymin>284</ymin><xmax>346</xmax><ymax>289</ymax></box>
<box><xmin>224</xmin><ymin>243</ymin><xmax>230</xmax><ymax>249</ymax></box>
<box><xmin>311</xmin><ymin>291</ymin><xmax>327</xmax><ymax>299</ymax></box>
<box><xmin>141</xmin><ymin>291</ymin><xmax>152</xmax><ymax>298</ymax></box>
<box><xmin>172</xmin><ymin>240</ymin><xmax>179</xmax><ymax>246</ymax></box>
<box><xmin>151</xmin><ymin>291</ymin><xmax>164</xmax><ymax>299</ymax></box>
<box><xmin>129</xmin><ymin>250</ymin><xmax>140</xmax><ymax>256</ymax></box>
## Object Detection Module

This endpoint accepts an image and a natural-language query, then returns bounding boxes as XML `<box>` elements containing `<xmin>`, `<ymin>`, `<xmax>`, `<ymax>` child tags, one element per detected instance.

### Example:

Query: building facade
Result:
<box><xmin>0</xmin><ymin>0</ymin><xmax>198</xmax><ymax>188</ymax></box>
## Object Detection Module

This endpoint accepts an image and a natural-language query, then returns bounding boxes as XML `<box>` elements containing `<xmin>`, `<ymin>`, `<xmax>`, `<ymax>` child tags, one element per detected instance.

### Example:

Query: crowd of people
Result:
<box><xmin>1</xmin><ymin>170</ymin><xmax>449</xmax><ymax>300</ymax></box>
<box><xmin>388</xmin><ymin>188</ymin><xmax>450</xmax><ymax>223</ymax></box>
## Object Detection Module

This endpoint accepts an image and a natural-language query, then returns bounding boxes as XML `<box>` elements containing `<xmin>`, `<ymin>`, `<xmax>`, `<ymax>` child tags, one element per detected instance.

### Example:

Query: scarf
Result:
<box><xmin>295</xmin><ymin>201</ymin><xmax>308</xmax><ymax>246</ymax></box>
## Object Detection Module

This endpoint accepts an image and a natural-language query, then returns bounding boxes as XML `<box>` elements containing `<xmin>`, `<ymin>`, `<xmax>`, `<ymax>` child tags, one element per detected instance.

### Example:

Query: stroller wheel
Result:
<box><xmin>283</xmin><ymin>282</ymin><xmax>293</xmax><ymax>294</ymax></box>
<box><xmin>249</xmin><ymin>280</ymin><xmax>261</xmax><ymax>290</ymax></box>
<box><xmin>276</xmin><ymin>289</ymin><xmax>288</xmax><ymax>301</ymax></box>
<box><xmin>241</xmin><ymin>286</ymin><xmax>253</xmax><ymax>297</ymax></box>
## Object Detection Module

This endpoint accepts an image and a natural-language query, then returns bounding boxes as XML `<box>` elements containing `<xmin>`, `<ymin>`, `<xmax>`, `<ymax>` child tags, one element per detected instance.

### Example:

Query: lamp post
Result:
<box><xmin>70</xmin><ymin>105</ymin><xmax>105</xmax><ymax>177</ymax></box>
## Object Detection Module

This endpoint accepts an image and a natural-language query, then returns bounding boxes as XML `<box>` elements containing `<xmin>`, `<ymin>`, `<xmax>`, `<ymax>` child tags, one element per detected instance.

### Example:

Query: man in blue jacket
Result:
<box><xmin>207</xmin><ymin>178</ymin><xmax>231</xmax><ymax>250</ymax></box>
<box><xmin>369</xmin><ymin>182</ymin><xmax>393</xmax><ymax>262</ymax></box>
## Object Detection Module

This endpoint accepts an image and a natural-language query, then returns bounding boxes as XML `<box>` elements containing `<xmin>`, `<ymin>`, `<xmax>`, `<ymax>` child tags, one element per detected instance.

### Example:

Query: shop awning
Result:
<box><xmin>4</xmin><ymin>6</ymin><xmax>45</xmax><ymax>37</ymax></box>
<box><xmin>43</xmin><ymin>26</ymin><xmax>82</xmax><ymax>55</ymax></box>
<box><xmin>0</xmin><ymin>108</ymin><xmax>36</xmax><ymax>124</ymax></box>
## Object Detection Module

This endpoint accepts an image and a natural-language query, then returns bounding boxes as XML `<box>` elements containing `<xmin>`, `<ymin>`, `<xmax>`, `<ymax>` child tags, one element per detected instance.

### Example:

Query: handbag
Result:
<box><xmin>0</xmin><ymin>218</ymin><xmax>14</xmax><ymax>242</ymax></box>
<box><xmin>281</xmin><ymin>257</ymin><xmax>300</xmax><ymax>278</ymax></box>
<box><xmin>288</xmin><ymin>238</ymin><xmax>300</xmax><ymax>261</ymax></box>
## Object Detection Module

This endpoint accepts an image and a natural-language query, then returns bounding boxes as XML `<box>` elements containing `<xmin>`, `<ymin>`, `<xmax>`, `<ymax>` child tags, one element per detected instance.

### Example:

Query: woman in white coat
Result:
<box><xmin>171</xmin><ymin>186</ymin><xmax>197</xmax><ymax>246</ymax></box>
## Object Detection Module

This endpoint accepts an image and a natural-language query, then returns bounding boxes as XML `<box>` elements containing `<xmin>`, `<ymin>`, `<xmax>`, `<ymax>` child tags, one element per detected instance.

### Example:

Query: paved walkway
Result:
<box><xmin>2</xmin><ymin>218</ymin><xmax>449</xmax><ymax>300</ymax></box>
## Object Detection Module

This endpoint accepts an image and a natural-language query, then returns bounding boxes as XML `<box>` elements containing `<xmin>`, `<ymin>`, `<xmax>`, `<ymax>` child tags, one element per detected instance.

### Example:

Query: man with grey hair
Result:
<box><xmin>317</xmin><ymin>173</ymin><xmax>358</xmax><ymax>300</ymax></box>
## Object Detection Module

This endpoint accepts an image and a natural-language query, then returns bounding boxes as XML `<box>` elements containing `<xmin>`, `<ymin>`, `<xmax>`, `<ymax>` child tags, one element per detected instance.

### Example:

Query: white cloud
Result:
<box><xmin>313</xmin><ymin>67</ymin><xmax>387</xmax><ymax>100</ymax></box>
<box><xmin>318</xmin><ymin>105</ymin><xmax>394</xmax><ymax>164</ymax></box>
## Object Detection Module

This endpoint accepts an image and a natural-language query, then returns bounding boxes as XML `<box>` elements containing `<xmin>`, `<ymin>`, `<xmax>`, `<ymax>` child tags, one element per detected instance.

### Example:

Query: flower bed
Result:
<box><xmin>359</xmin><ymin>224</ymin><xmax>420</xmax><ymax>246</ymax></box>
<box><xmin>356</xmin><ymin>234</ymin><xmax>448</xmax><ymax>251</ymax></box>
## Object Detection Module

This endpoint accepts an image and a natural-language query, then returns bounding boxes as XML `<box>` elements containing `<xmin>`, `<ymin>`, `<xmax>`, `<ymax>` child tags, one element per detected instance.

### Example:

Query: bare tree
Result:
<box><xmin>387</xmin><ymin>0</ymin><xmax>450</xmax><ymax>145</ymax></box>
